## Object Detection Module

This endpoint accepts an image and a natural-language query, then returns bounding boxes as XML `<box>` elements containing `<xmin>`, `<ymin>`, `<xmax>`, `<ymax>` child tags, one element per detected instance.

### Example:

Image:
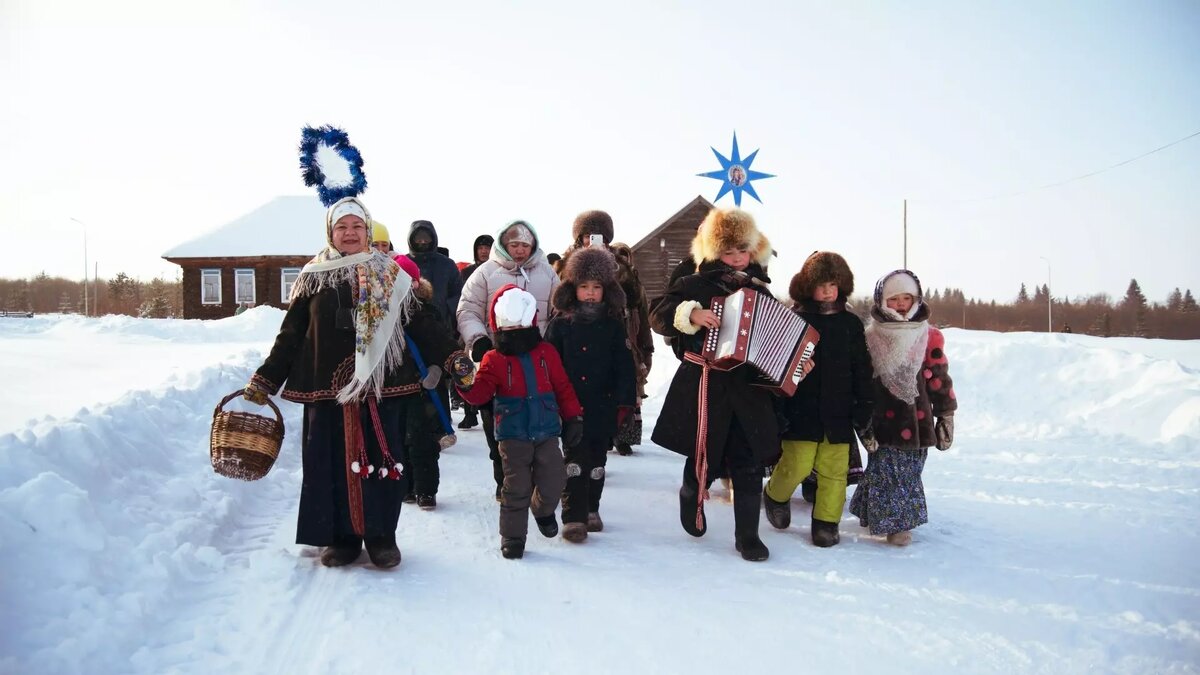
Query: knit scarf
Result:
<box><xmin>864</xmin><ymin>308</ymin><xmax>929</xmax><ymax>404</ymax></box>
<box><xmin>291</xmin><ymin>247</ymin><xmax>415</xmax><ymax>403</ymax></box>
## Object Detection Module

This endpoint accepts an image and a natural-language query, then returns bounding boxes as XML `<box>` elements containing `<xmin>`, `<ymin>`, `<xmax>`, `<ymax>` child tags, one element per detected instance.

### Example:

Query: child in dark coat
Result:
<box><xmin>457</xmin><ymin>285</ymin><xmax>584</xmax><ymax>559</ymax></box>
<box><xmin>649</xmin><ymin>207</ymin><xmax>779</xmax><ymax>562</ymax></box>
<box><xmin>762</xmin><ymin>252</ymin><xmax>875</xmax><ymax>547</ymax></box>
<box><xmin>545</xmin><ymin>247</ymin><xmax>637</xmax><ymax>542</ymax></box>
<box><xmin>849</xmin><ymin>270</ymin><xmax>957</xmax><ymax>546</ymax></box>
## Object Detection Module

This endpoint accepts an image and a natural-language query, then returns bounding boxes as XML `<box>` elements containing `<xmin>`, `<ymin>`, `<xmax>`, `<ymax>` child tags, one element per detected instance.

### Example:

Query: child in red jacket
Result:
<box><xmin>457</xmin><ymin>285</ymin><xmax>583</xmax><ymax>559</ymax></box>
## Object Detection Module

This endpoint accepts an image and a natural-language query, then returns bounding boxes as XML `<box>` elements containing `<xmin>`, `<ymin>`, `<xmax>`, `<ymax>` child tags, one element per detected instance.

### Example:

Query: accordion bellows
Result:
<box><xmin>700</xmin><ymin>288</ymin><xmax>820</xmax><ymax>396</ymax></box>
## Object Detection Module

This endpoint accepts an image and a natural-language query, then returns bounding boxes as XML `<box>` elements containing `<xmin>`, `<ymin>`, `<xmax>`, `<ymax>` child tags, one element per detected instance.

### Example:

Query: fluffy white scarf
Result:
<box><xmin>864</xmin><ymin>310</ymin><xmax>929</xmax><ymax>404</ymax></box>
<box><xmin>291</xmin><ymin>247</ymin><xmax>415</xmax><ymax>403</ymax></box>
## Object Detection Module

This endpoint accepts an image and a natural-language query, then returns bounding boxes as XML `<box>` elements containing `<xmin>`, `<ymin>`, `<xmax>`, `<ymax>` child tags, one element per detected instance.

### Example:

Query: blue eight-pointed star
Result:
<box><xmin>696</xmin><ymin>132</ymin><xmax>775</xmax><ymax>207</ymax></box>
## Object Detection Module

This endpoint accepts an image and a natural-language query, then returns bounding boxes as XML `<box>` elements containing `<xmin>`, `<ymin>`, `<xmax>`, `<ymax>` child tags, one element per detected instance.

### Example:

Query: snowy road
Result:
<box><xmin>1</xmin><ymin>312</ymin><xmax>1197</xmax><ymax>674</ymax></box>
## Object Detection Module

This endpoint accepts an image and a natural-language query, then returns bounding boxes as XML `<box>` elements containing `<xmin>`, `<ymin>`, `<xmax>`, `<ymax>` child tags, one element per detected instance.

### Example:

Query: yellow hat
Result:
<box><xmin>372</xmin><ymin>221</ymin><xmax>390</xmax><ymax>244</ymax></box>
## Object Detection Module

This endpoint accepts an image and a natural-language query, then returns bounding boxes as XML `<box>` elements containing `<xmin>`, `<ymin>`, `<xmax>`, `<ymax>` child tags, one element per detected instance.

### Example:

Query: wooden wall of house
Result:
<box><xmin>631</xmin><ymin>201</ymin><xmax>711</xmax><ymax>301</ymax></box>
<box><xmin>173</xmin><ymin>256</ymin><xmax>311</xmax><ymax>319</ymax></box>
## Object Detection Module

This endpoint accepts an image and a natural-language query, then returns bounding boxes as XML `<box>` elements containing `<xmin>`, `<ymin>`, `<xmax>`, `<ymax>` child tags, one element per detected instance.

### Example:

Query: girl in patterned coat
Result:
<box><xmin>850</xmin><ymin>270</ymin><xmax>958</xmax><ymax>546</ymax></box>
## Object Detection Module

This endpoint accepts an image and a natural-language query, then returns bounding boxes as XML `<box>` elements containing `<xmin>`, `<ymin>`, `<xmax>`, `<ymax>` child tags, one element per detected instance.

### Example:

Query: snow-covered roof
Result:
<box><xmin>162</xmin><ymin>195</ymin><xmax>329</xmax><ymax>259</ymax></box>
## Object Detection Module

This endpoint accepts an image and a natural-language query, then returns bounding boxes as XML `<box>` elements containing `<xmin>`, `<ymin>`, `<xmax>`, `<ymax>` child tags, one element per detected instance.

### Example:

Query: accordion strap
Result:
<box><xmin>683</xmin><ymin>351</ymin><xmax>711</xmax><ymax>528</ymax></box>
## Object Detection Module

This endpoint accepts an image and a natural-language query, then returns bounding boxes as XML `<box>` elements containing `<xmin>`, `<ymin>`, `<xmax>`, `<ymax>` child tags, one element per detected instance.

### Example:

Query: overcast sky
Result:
<box><xmin>2</xmin><ymin>0</ymin><xmax>1197</xmax><ymax>303</ymax></box>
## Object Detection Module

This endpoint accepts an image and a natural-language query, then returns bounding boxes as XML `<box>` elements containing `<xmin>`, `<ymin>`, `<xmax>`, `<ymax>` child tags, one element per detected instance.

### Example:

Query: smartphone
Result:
<box><xmin>589</xmin><ymin>234</ymin><xmax>605</xmax><ymax>248</ymax></box>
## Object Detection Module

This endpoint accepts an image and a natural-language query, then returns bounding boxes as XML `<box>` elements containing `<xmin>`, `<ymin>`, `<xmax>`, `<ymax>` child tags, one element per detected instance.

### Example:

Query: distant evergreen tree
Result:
<box><xmin>1182</xmin><ymin>290</ymin><xmax>1199</xmax><ymax>312</ymax></box>
<box><xmin>1033</xmin><ymin>284</ymin><xmax>1047</xmax><ymax>304</ymax></box>
<box><xmin>1123</xmin><ymin>279</ymin><xmax>1147</xmax><ymax>309</ymax></box>
<box><xmin>138</xmin><ymin>278</ymin><xmax>173</xmax><ymax>319</ymax></box>
<box><xmin>107</xmin><ymin>272</ymin><xmax>141</xmax><ymax>316</ymax></box>
<box><xmin>1017</xmin><ymin>283</ymin><xmax>1030</xmax><ymax>304</ymax></box>
<box><xmin>1167</xmin><ymin>287</ymin><xmax>1183</xmax><ymax>311</ymax></box>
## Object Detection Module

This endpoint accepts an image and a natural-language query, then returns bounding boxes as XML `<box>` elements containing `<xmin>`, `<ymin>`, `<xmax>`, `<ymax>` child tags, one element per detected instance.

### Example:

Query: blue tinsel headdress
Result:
<box><xmin>299</xmin><ymin>125</ymin><xmax>368</xmax><ymax>207</ymax></box>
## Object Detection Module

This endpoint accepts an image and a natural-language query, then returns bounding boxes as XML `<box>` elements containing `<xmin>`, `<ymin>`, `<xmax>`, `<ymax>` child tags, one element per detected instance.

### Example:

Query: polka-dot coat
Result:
<box><xmin>869</xmin><ymin>321</ymin><xmax>958</xmax><ymax>450</ymax></box>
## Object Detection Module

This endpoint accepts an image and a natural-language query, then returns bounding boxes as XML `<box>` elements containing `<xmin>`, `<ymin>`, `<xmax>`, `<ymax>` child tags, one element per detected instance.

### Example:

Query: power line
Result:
<box><xmin>927</xmin><ymin>128</ymin><xmax>1200</xmax><ymax>204</ymax></box>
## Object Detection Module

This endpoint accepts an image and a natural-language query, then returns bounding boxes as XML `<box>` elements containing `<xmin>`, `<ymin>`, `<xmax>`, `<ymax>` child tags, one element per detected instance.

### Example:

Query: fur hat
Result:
<box><xmin>552</xmin><ymin>247</ymin><xmax>627</xmax><ymax>316</ymax></box>
<box><xmin>689</xmin><ymin>207</ymin><xmax>771</xmax><ymax>266</ymax></box>
<box><xmin>489</xmin><ymin>285</ymin><xmax>538</xmax><ymax>332</ymax></box>
<box><xmin>572</xmin><ymin>210</ymin><xmax>614</xmax><ymax>246</ymax></box>
<box><xmin>790</xmin><ymin>251</ymin><xmax>854</xmax><ymax>302</ymax></box>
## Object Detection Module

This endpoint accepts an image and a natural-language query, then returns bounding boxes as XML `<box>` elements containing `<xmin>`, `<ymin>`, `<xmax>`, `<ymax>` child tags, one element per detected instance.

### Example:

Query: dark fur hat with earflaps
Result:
<box><xmin>552</xmin><ymin>246</ymin><xmax>626</xmax><ymax>318</ymax></box>
<box><xmin>572</xmin><ymin>210</ymin><xmax>615</xmax><ymax>246</ymax></box>
<box><xmin>790</xmin><ymin>251</ymin><xmax>854</xmax><ymax>303</ymax></box>
<box><xmin>690</xmin><ymin>207</ymin><xmax>772</xmax><ymax>266</ymax></box>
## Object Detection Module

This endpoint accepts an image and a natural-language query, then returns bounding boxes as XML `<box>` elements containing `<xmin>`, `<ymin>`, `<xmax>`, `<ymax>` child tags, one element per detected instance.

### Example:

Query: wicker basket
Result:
<box><xmin>210</xmin><ymin>390</ymin><xmax>285</xmax><ymax>481</ymax></box>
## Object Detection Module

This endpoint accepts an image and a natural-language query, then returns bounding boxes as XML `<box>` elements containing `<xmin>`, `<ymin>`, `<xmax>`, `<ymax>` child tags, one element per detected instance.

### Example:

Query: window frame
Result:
<box><xmin>234</xmin><ymin>268</ymin><xmax>256</xmax><ymax>305</ymax></box>
<box><xmin>200</xmin><ymin>269</ymin><xmax>222</xmax><ymax>305</ymax></box>
<box><xmin>280</xmin><ymin>267</ymin><xmax>301</xmax><ymax>303</ymax></box>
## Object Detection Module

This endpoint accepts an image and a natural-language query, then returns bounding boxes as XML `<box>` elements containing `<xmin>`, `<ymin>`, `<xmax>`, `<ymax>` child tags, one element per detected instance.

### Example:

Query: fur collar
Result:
<box><xmin>495</xmin><ymin>327</ymin><xmax>542</xmax><ymax>356</ymax></box>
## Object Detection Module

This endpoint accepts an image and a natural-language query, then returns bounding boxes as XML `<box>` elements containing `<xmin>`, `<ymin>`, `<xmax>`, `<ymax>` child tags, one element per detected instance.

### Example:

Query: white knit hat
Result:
<box><xmin>881</xmin><ymin>273</ymin><xmax>920</xmax><ymax>301</ymax></box>
<box><xmin>492</xmin><ymin>287</ymin><xmax>538</xmax><ymax>330</ymax></box>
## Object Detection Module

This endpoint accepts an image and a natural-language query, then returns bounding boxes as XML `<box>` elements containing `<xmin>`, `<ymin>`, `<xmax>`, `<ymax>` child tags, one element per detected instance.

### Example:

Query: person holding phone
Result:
<box><xmin>556</xmin><ymin>211</ymin><xmax>654</xmax><ymax>456</ymax></box>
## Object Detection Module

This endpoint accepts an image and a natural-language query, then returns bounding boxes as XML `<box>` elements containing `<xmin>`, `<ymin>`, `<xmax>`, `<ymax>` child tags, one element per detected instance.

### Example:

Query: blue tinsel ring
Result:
<box><xmin>299</xmin><ymin>125</ymin><xmax>368</xmax><ymax>207</ymax></box>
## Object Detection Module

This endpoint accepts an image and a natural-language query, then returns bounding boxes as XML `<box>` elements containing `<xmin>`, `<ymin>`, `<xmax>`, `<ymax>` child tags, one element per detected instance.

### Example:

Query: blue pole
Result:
<box><xmin>403</xmin><ymin>334</ymin><xmax>456</xmax><ymax>444</ymax></box>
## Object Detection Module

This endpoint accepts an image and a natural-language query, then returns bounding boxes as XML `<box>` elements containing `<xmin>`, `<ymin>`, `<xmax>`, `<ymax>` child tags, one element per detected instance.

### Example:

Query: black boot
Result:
<box><xmin>679</xmin><ymin>484</ymin><xmax>707</xmax><ymax>537</ymax></box>
<box><xmin>801</xmin><ymin>477</ymin><xmax>817</xmax><ymax>504</ymax></box>
<box><xmin>733</xmin><ymin>490</ymin><xmax>769</xmax><ymax>562</ymax></box>
<box><xmin>615</xmin><ymin>443</ymin><xmax>633</xmax><ymax>456</ymax></box>
<box><xmin>501</xmin><ymin>537</ymin><xmax>525</xmax><ymax>559</ymax></box>
<box><xmin>457</xmin><ymin>411</ymin><xmax>478</xmax><ymax>429</ymax></box>
<box><xmin>535</xmin><ymin>515</ymin><xmax>559</xmax><ymax>538</ymax></box>
<box><xmin>763</xmin><ymin>490</ymin><xmax>791</xmax><ymax>530</ymax></box>
<box><xmin>811</xmin><ymin>518</ymin><xmax>841</xmax><ymax>548</ymax></box>
<box><xmin>320</xmin><ymin>539</ymin><xmax>363</xmax><ymax>567</ymax></box>
<box><xmin>364</xmin><ymin>533</ymin><xmax>402</xmax><ymax>568</ymax></box>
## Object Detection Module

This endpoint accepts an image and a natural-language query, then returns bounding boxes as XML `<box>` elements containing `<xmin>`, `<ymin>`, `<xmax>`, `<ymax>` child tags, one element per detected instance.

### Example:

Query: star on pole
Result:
<box><xmin>696</xmin><ymin>132</ymin><xmax>776</xmax><ymax>206</ymax></box>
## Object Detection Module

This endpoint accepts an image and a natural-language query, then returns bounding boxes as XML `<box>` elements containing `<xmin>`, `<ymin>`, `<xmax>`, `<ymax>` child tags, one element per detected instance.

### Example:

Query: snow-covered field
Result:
<box><xmin>1</xmin><ymin>310</ymin><xmax>1198</xmax><ymax>674</ymax></box>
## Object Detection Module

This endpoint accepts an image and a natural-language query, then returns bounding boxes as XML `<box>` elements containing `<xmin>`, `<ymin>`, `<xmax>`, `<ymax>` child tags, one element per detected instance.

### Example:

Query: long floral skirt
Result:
<box><xmin>849</xmin><ymin>447</ymin><xmax>928</xmax><ymax>535</ymax></box>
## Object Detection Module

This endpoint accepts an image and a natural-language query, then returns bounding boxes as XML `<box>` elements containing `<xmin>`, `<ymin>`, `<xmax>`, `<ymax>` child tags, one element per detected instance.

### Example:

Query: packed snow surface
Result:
<box><xmin>1</xmin><ymin>310</ymin><xmax>1197</xmax><ymax>674</ymax></box>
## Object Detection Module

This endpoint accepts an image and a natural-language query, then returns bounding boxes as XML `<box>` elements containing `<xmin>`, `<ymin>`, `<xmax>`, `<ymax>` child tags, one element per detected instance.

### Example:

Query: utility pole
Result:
<box><xmin>1039</xmin><ymin>256</ymin><xmax>1052</xmax><ymax>332</ymax></box>
<box><xmin>903</xmin><ymin>199</ymin><xmax>907</xmax><ymax>269</ymax></box>
<box><xmin>70</xmin><ymin>218</ymin><xmax>88</xmax><ymax>316</ymax></box>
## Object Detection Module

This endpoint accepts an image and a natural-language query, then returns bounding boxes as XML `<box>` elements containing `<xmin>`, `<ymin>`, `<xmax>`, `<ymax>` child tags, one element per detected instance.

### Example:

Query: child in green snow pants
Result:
<box><xmin>766</xmin><ymin>438</ymin><xmax>850</xmax><ymax>523</ymax></box>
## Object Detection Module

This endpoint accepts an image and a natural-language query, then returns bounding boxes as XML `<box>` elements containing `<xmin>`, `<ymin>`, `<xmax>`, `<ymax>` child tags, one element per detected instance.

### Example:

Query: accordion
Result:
<box><xmin>699</xmin><ymin>287</ymin><xmax>820</xmax><ymax>396</ymax></box>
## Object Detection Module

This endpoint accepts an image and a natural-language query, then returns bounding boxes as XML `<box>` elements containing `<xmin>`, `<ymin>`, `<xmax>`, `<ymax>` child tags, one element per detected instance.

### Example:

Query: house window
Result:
<box><xmin>281</xmin><ymin>268</ymin><xmax>301</xmax><ymax>302</ymax></box>
<box><xmin>235</xmin><ymin>269</ymin><xmax>256</xmax><ymax>305</ymax></box>
<box><xmin>201</xmin><ymin>269</ymin><xmax>222</xmax><ymax>305</ymax></box>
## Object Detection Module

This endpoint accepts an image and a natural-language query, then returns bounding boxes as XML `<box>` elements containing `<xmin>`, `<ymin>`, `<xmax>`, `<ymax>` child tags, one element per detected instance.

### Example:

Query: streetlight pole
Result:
<box><xmin>69</xmin><ymin>218</ymin><xmax>89</xmax><ymax>316</ymax></box>
<box><xmin>1039</xmin><ymin>256</ymin><xmax>1052</xmax><ymax>332</ymax></box>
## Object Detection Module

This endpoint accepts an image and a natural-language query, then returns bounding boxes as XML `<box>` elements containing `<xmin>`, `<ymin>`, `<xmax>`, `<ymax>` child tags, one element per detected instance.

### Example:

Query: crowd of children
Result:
<box><xmin>250</xmin><ymin>203</ymin><xmax>958</xmax><ymax>566</ymax></box>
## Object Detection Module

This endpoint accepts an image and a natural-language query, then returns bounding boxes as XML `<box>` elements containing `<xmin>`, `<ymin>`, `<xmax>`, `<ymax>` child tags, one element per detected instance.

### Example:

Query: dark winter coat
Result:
<box><xmin>406</xmin><ymin>221</ymin><xmax>463</xmax><ymax>332</ymax></box>
<box><xmin>648</xmin><ymin>261</ymin><xmax>781</xmax><ymax>468</ymax></box>
<box><xmin>558</xmin><ymin>243</ymin><xmax>655</xmax><ymax>386</ymax></box>
<box><xmin>866</xmin><ymin>305</ymin><xmax>958</xmax><ymax>450</ymax></box>
<box><xmin>545</xmin><ymin>309</ymin><xmax>636</xmax><ymax>444</ymax></box>
<box><xmin>252</xmin><ymin>282</ymin><xmax>461</xmax><ymax>403</ymax></box>
<box><xmin>782</xmin><ymin>298</ymin><xmax>875</xmax><ymax>444</ymax></box>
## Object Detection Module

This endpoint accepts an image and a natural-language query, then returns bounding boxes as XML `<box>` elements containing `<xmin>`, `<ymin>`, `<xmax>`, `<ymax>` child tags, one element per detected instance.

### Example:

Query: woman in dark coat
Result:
<box><xmin>545</xmin><ymin>247</ymin><xmax>636</xmax><ymax>541</ymax></box>
<box><xmin>649</xmin><ymin>207</ymin><xmax>779</xmax><ymax>561</ymax></box>
<box><xmin>244</xmin><ymin>196</ymin><xmax>468</xmax><ymax>569</ymax></box>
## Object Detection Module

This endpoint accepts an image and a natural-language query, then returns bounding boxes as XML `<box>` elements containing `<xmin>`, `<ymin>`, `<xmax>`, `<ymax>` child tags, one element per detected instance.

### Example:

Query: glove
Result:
<box><xmin>857</xmin><ymin>427</ymin><xmax>879</xmax><ymax>453</ymax></box>
<box><xmin>562</xmin><ymin>416</ymin><xmax>584</xmax><ymax>448</ymax></box>
<box><xmin>243</xmin><ymin>381</ymin><xmax>269</xmax><ymax>406</ymax></box>
<box><xmin>470</xmin><ymin>337</ymin><xmax>493</xmax><ymax>362</ymax></box>
<box><xmin>935</xmin><ymin>415</ymin><xmax>954</xmax><ymax>451</ymax></box>
<box><xmin>421</xmin><ymin>365</ymin><xmax>443</xmax><ymax>390</ymax></box>
<box><xmin>449</xmin><ymin>353</ymin><xmax>476</xmax><ymax>389</ymax></box>
<box><xmin>616</xmin><ymin>405</ymin><xmax>635</xmax><ymax>432</ymax></box>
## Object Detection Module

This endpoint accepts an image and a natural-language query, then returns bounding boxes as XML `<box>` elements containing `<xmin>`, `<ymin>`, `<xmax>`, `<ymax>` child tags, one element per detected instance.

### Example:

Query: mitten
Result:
<box><xmin>470</xmin><ymin>336</ymin><xmax>493</xmax><ymax>362</ymax></box>
<box><xmin>857</xmin><ymin>427</ymin><xmax>879</xmax><ymax>453</ymax></box>
<box><xmin>616</xmin><ymin>405</ymin><xmax>635</xmax><ymax>432</ymax></box>
<box><xmin>935</xmin><ymin>415</ymin><xmax>954</xmax><ymax>451</ymax></box>
<box><xmin>243</xmin><ymin>381</ymin><xmax>269</xmax><ymax>406</ymax></box>
<box><xmin>449</xmin><ymin>353</ymin><xmax>476</xmax><ymax>389</ymax></box>
<box><xmin>421</xmin><ymin>365</ymin><xmax>443</xmax><ymax>390</ymax></box>
<box><xmin>562</xmin><ymin>416</ymin><xmax>584</xmax><ymax>448</ymax></box>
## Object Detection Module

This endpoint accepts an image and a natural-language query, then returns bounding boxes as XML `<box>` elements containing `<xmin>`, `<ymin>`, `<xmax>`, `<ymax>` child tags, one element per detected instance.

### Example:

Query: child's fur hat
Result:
<box><xmin>789</xmin><ymin>251</ymin><xmax>854</xmax><ymax>302</ymax></box>
<box><xmin>572</xmin><ymin>210</ymin><xmax>614</xmax><ymax>246</ymax></box>
<box><xmin>552</xmin><ymin>247</ymin><xmax>626</xmax><ymax>318</ymax></box>
<box><xmin>690</xmin><ymin>207</ymin><xmax>772</xmax><ymax>266</ymax></box>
